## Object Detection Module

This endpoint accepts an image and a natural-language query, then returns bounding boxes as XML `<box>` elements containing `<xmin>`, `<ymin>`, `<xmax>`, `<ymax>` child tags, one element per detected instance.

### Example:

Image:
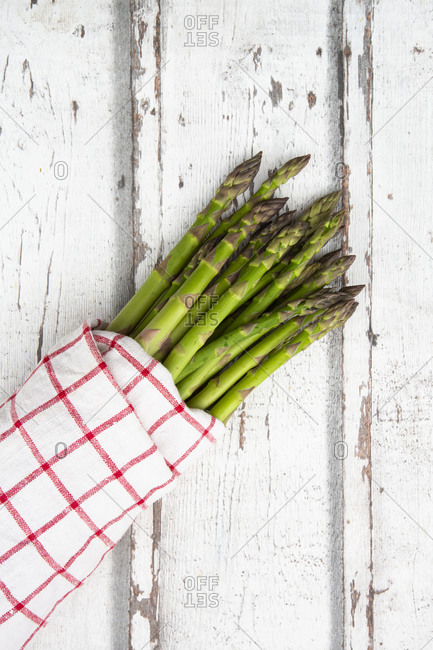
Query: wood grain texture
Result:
<box><xmin>1</xmin><ymin>1</ymin><xmax>432</xmax><ymax>648</ymax></box>
<box><xmin>340</xmin><ymin>1</ymin><xmax>374</xmax><ymax>648</ymax></box>
<box><xmin>128</xmin><ymin>3</ymin><xmax>164</xmax><ymax>649</ymax></box>
<box><xmin>129</xmin><ymin>1</ymin><xmax>346</xmax><ymax>649</ymax></box>
<box><xmin>0</xmin><ymin>1</ymin><xmax>132</xmax><ymax>648</ymax></box>
<box><xmin>370</xmin><ymin>2</ymin><xmax>433</xmax><ymax>648</ymax></box>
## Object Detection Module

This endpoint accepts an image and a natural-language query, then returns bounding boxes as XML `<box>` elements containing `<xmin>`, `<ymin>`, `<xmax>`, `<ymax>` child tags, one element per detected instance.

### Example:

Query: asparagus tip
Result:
<box><xmin>339</xmin><ymin>285</ymin><xmax>365</xmax><ymax>298</ymax></box>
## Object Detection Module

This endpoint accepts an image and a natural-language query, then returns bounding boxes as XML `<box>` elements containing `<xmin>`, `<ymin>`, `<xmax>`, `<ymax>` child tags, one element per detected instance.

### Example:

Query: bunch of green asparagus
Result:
<box><xmin>108</xmin><ymin>152</ymin><xmax>362</xmax><ymax>423</ymax></box>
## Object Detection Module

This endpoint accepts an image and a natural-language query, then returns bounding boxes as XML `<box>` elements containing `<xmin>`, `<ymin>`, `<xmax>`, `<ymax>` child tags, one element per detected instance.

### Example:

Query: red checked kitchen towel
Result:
<box><xmin>0</xmin><ymin>320</ymin><xmax>225</xmax><ymax>649</ymax></box>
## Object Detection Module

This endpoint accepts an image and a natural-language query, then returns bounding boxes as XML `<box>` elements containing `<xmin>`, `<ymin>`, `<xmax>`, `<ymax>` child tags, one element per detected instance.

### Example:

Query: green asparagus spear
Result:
<box><xmin>132</xmin><ymin>198</ymin><xmax>287</xmax><ymax>339</ymax></box>
<box><xmin>164</xmin><ymin>222</ymin><xmax>307</xmax><ymax>380</ymax></box>
<box><xmin>177</xmin><ymin>198</ymin><xmax>288</xmax><ymax>288</ymax></box>
<box><xmin>337</xmin><ymin>285</ymin><xmax>364</xmax><ymax>298</ymax></box>
<box><xmin>229</xmin><ymin>250</ymin><xmax>354</xmax><ymax>330</ymax></box>
<box><xmin>136</xmin><ymin>203</ymin><xmax>275</xmax><ymax>357</ymax></box>
<box><xmin>208</xmin><ymin>301</ymin><xmax>358</xmax><ymax>423</ymax></box>
<box><xmin>299</xmin><ymin>191</ymin><xmax>341</xmax><ymax>230</ymax></box>
<box><xmin>164</xmin><ymin>210</ymin><xmax>297</xmax><ymax>353</ymax></box>
<box><xmin>284</xmin><ymin>254</ymin><xmax>356</xmax><ymax>301</ymax></box>
<box><xmin>284</xmin><ymin>249</ymin><xmax>341</xmax><ymax>294</ymax></box>
<box><xmin>176</xmin><ymin>288</ymin><xmax>343</xmax><ymax>383</ymax></box>
<box><xmin>180</xmin><ymin>292</ymin><xmax>346</xmax><ymax>402</ymax></box>
<box><xmin>107</xmin><ymin>152</ymin><xmax>262</xmax><ymax>334</ymax></box>
<box><xmin>209</xmin><ymin>154</ymin><xmax>310</xmax><ymax>240</ymax></box>
<box><xmin>214</xmin><ymin>209</ymin><xmax>346</xmax><ymax>336</ymax></box>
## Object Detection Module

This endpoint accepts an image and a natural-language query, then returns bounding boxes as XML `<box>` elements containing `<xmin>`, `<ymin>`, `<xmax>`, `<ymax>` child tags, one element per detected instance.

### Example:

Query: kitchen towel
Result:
<box><xmin>0</xmin><ymin>320</ymin><xmax>225</xmax><ymax>648</ymax></box>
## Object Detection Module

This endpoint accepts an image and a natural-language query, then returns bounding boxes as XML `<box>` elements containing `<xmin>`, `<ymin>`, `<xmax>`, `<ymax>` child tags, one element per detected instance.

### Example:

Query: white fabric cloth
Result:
<box><xmin>0</xmin><ymin>320</ymin><xmax>225</xmax><ymax>648</ymax></box>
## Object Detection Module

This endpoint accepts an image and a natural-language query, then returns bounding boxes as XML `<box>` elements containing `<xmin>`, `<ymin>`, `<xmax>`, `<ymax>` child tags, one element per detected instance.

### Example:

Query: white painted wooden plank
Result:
<box><xmin>370</xmin><ymin>2</ymin><xmax>433</xmax><ymax>648</ymax></box>
<box><xmin>127</xmin><ymin>3</ymin><xmax>165</xmax><ymax>649</ymax></box>
<box><xmin>0</xmin><ymin>1</ymin><xmax>132</xmax><ymax>648</ymax></box>
<box><xmin>129</xmin><ymin>1</ymin><xmax>347</xmax><ymax>648</ymax></box>
<box><xmin>340</xmin><ymin>2</ymin><xmax>375</xmax><ymax>647</ymax></box>
<box><xmin>3</xmin><ymin>1</ymin><xmax>432</xmax><ymax>649</ymax></box>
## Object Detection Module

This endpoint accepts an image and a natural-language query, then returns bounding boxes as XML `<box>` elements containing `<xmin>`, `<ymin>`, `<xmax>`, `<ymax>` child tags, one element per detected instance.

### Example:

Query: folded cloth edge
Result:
<box><xmin>0</xmin><ymin>319</ymin><xmax>226</xmax><ymax>649</ymax></box>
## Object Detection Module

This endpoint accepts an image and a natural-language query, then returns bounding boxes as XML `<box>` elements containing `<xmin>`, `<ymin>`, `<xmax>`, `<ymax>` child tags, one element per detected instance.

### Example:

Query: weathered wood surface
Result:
<box><xmin>0</xmin><ymin>1</ymin><xmax>432</xmax><ymax>648</ymax></box>
<box><xmin>0</xmin><ymin>2</ymin><xmax>132</xmax><ymax>648</ymax></box>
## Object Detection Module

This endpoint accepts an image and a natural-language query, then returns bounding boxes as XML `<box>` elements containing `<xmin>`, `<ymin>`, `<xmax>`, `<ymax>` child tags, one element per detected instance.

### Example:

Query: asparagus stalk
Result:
<box><xmin>132</xmin><ymin>198</ymin><xmax>287</xmax><ymax>338</ymax></box>
<box><xmin>284</xmin><ymin>254</ymin><xmax>356</xmax><ymax>301</ymax></box>
<box><xmin>176</xmin><ymin>310</ymin><xmax>293</xmax><ymax>383</ymax></box>
<box><xmin>180</xmin><ymin>292</ymin><xmax>346</xmax><ymax>402</ymax></box>
<box><xmin>213</xmin><ymin>209</ymin><xmax>296</xmax><ymax>281</ymax></box>
<box><xmin>214</xmin><ymin>209</ymin><xmax>346</xmax><ymax>337</ymax></box>
<box><xmin>266</xmin><ymin>197</ymin><xmax>344</xmax><ymax>277</ymax></box>
<box><xmin>104</xmin><ymin>148</ymin><xmax>364</xmax><ymax>421</ymax></box>
<box><xmin>167</xmin><ymin>156</ymin><xmax>309</xmax><ymax>312</ymax></box>
<box><xmin>163</xmin><ymin>222</ymin><xmax>307</xmax><ymax>380</ymax></box>
<box><xmin>209</xmin><ymin>154</ymin><xmax>310</xmax><ymax>240</ymax></box>
<box><xmin>285</xmin><ymin>249</ymin><xmax>341</xmax><ymax>294</ymax></box>
<box><xmin>230</xmin><ymin>250</ymin><xmax>354</xmax><ymax>330</ymax></box>
<box><xmin>164</xmin><ymin>210</ymin><xmax>297</xmax><ymax>353</ymax></box>
<box><xmin>299</xmin><ymin>190</ymin><xmax>341</xmax><ymax>230</ymax></box>
<box><xmin>176</xmin><ymin>288</ymin><xmax>343</xmax><ymax>383</ymax></box>
<box><xmin>179</xmin><ymin>285</ymin><xmax>362</xmax><ymax>388</ymax></box>
<box><xmin>163</xmin><ymin>196</ymin><xmax>292</xmax><ymax>308</ymax></box>
<box><xmin>179</xmin><ymin>200</ymin><xmax>290</xmax><ymax>283</ymax></box>
<box><xmin>208</xmin><ymin>301</ymin><xmax>358</xmax><ymax>423</ymax></box>
<box><xmin>107</xmin><ymin>152</ymin><xmax>262</xmax><ymax>334</ymax></box>
<box><xmin>209</xmin><ymin>210</ymin><xmax>296</xmax><ymax>286</ymax></box>
<box><xmin>136</xmin><ymin>203</ymin><xmax>276</xmax><ymax>356</ymax></box>
<box><xmin>273</xmin><ymin>247</ymin><xmax>343</xmax><ymax>301</ymax></box>
<box><xmin>180</xmin><ymin>197</ymin><xmax>288</xmax><ymax>288</ymax></box>
<box><xmin>338</xmin><ymin>285</ymin><xmax>364</xmax><ymax>298</ymax></box>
